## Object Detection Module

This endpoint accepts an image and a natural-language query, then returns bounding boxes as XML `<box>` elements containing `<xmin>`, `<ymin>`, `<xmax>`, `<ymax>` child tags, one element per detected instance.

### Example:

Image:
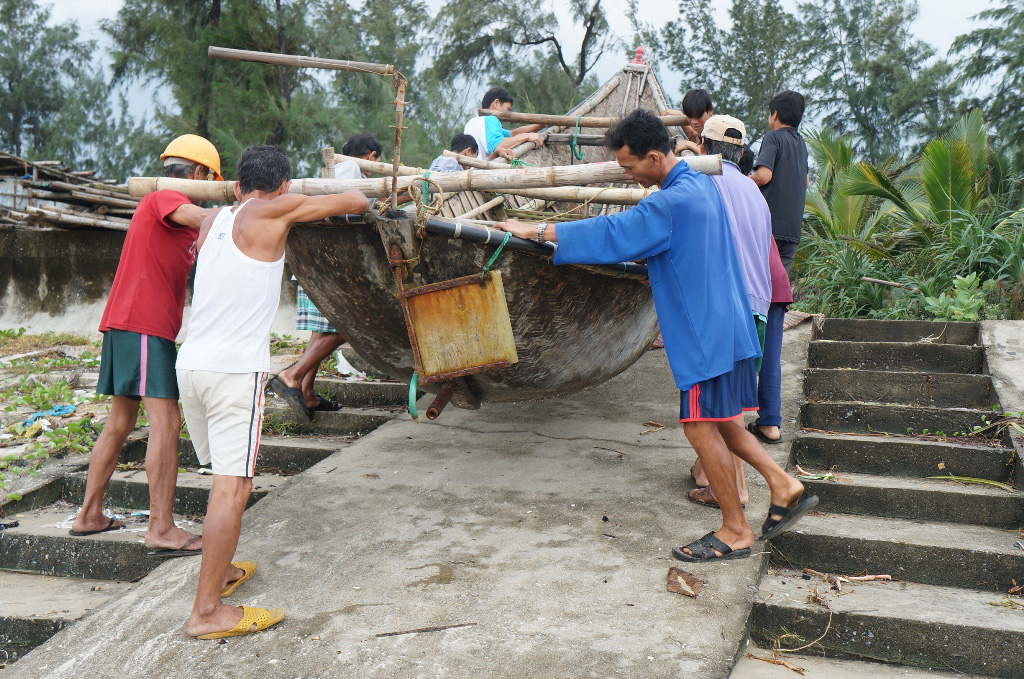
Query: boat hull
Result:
<box><xmin>287</xmin><ymin>224</ymin><xmax>659</xmax><ymax>405</ymax></box>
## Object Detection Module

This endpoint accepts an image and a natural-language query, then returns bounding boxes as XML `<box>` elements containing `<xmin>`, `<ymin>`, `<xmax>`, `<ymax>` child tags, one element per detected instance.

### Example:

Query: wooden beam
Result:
<box><xmin>479</xmin><ymin>110</ymin><xmax>688</xmax><ymax>129</ymax></box>
<box><xmin>208</xmin><ymin>46</ymin><xmax>394</xmax><ymax>76</ymax></box>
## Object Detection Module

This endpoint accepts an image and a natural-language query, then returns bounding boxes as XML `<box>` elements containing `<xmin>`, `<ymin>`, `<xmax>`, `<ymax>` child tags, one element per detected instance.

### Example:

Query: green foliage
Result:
<box><xmin>795</xmin><ymin>110</ymin><xmax>1024</xmax><ymax>320</ymax></box>
<box><xmin>0</xmin><ymin>0</ymin><xmax>91</xmax><ymax>157</ymax></box>
<box><xmin>798</xmin><ymin>0</ymin><xmax>958</xmax><ymax>161</ymax></box>
<box><xmin>952</xmin><ymin>1</ymin><xmax>1024</xmax><ymax>168</ymax></box>
<box><xmin>923</xmin><ymin>273</ymin><xmax>984</xmax><ymax>321</ymax></box>
<box><xmin>635</xmin><ymin>0</ymin><xmax>802</xmax><ymax>143</ymax></box>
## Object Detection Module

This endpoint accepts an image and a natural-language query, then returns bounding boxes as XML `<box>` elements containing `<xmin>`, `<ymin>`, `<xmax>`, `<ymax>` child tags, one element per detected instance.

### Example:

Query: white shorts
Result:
<box><xmin>177</xmin><ymin>370</ymin><xmax>267</xmax><ymax>478</ymax></box>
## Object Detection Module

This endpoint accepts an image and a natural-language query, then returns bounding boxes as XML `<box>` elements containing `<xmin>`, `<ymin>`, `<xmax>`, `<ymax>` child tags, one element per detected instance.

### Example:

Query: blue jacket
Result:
<box><xmin>552</xmin><ymin>160</ymin><xmax>760</xmax><ymax>390</ymax></box>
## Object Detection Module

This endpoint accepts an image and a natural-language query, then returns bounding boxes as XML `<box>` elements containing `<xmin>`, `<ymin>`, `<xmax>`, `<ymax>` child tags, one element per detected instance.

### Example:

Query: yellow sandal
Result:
<box><xmin>195</xmin><ymin>606</ymin><xmax>285</xmax><ymax>639</ymax></box>
<box><xmin>221</xmin><ymin>560</ymin><xmax>258</xmax><ymax>598</ymax></box>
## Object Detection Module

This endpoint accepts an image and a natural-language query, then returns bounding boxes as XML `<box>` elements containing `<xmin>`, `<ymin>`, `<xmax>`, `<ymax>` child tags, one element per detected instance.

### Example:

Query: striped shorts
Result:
<box><xmin>679</xmin><ymin>357</ymin><xmax>759</xmax><ymax>423</ymax></box>
<box><xmin>97</xmin><ymin>329</ymin><xmax>179</xmax><ymax>400</ymax></box>
<box><xmin>177</xmin><ymin>370</ymin><xmax>267</xmax><ymax>478</ymax></box>
<box><xmin>295</xmin><ymin>286</ymin><xmax>337</xmax><ymax>334</ymax></box>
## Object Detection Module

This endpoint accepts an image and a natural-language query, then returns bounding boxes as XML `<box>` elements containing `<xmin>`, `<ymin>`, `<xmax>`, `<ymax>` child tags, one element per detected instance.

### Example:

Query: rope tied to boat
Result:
<box><xmin>509</xmin><ymin>157</ymin><xmax>532</xmax><ymax>167</ymax></box>
<box><xmin>408</xmin><ymin>171</ymin><xmax>445</xmax><ymax>239</ymax></box>
<box><xmin>480</xmin><ymin>231</ymin><xmax>511</xmax><ymax>281</ymax></box>
<box><xmin>569</xmin><ymin>113</ymin><xmax>585</xmax><ymax>164</ymax></box>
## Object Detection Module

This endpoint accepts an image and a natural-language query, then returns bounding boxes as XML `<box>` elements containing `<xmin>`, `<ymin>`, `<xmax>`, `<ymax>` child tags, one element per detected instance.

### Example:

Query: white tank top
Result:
<box><xmin>176</xmin><ymin>200</ymin><xmax>285</xmax><ymax>373</ymax></box>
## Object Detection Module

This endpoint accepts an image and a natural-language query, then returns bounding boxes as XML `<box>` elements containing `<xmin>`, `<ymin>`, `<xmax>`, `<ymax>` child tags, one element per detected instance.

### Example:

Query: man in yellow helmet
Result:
<box><xmin>70</xmin><ymin>135</ymin><xmax>225</xmax><ymax>559</ymax></box>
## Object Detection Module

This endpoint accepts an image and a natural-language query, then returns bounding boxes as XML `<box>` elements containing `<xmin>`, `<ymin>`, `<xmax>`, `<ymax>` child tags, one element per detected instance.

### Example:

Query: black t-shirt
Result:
<box><xmin>755</xmin><ymin>127</ymin><xmax>808</xmax><ymax>243</ymax></box>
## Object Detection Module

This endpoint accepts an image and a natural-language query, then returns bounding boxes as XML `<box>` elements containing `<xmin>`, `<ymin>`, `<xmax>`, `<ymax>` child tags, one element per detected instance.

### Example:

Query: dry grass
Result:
<box><xmin>0</xmin><ymin>329</ymin><xmax>92</xmax><ymax>355</ymax></box>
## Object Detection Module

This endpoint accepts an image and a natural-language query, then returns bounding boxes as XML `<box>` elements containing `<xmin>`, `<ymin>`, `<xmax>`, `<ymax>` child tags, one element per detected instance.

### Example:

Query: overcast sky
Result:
<box><xmin>48</xmin><ymin>0</ymin><xmax>988</xmax><ymax>116</ymax></box>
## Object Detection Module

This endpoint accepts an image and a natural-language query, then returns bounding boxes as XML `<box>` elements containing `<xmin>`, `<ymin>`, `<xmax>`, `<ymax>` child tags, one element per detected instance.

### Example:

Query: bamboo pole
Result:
<box><xmin>335</xmin><ymin>154</ymin><xmax>424</xmax><ymax>175</ymax></box>
<box><xmin>25</xmin><ymin>203</ymin><xmax>131</xmax><ymax>224</ymax></box>
<box><xmin>131</xmin><ymin>162</ymin><xmax>640</xmax><ymax>200</ymax></box>
<box><xmin>441</xmin><ymin>151</ymin><xmax>503</xmax><ymax>169</ymax></box>
<box><xmin>129</xmin><ymin>151</ymin><xmax>721</xmax><ymax>204</ymax></box>
<box><xmin>390</xmin><ymin>76</ymin><xmax>408</xmax><ymax>209</ymax></box>
<box><xmin>21</xmin><ymin>206</ymin><xmax>129</xmax><ymax>231</ymax></box>
<box><xmin>69</xmin><ymin>190</ymin><xmax>139</xmax><ymax>208</ymax></box>
<box><xmin>480</xmin><ymin>110</ymin><xmax>688</xmax><ymax>128</ymax></box>
<box><xmin>208</xmin><ymin>46</ymin><xmax>394</xmax><ymax>76</ymax></box>
<box><xmin>455</xmin><ymin>195</ymin><xmax>505</xmax><ymax>220</ymax></box>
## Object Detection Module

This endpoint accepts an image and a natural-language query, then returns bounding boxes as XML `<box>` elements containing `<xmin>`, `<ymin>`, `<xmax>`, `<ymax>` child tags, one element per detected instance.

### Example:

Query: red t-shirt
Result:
<box><xmin>769</xmin><ymin>236</ymin><xmax>793</xmax><ymax>304</ymax></box>
<box><xmin>98</xmin><ymin>190</ymin><xmax>198</xmax><ymax>341</ymax></box>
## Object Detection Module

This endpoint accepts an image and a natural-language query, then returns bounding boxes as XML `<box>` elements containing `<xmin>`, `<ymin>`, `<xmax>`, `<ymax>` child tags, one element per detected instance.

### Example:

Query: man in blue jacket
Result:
<box><xmin>495</xmin><ymin>109</ymin><xmax>815</xmax><ymax>562</ymax></box>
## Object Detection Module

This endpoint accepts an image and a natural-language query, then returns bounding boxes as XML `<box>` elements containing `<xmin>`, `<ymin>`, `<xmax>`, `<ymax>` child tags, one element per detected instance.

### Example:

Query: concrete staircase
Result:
<box><xmin>747</xmin><ymin>319</ymin><xmax>1024</xmax><ymax>678</ymax></box>
<box><xmin>0</xmin><ymin>377</ymin><xmax>406</xmax><ymax>664</ymax></box>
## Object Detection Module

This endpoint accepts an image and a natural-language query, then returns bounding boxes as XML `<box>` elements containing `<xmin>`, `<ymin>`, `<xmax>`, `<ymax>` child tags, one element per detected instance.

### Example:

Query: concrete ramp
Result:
<box><xmin>12</xmin><ymin>347</ymin><xmax>798</xmax><ymax>678</ymax></box>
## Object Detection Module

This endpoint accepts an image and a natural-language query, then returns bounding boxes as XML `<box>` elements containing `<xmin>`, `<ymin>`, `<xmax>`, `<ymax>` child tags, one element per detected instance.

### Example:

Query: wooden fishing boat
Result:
<box><xmin>286</xmin><ymin>54</ymin><xmax>683</xmax><ymax>411</ymax></box>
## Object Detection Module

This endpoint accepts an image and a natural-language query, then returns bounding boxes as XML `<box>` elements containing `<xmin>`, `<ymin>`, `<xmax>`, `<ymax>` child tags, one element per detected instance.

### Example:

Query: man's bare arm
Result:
<box><xmin>750</xmin><ymin>166</ymin><xmax>773</xmax><ymax>187</ymax></box>
<box><xmin>260</xmin><ymin>190</ymin><xmax>371</xmax><ymax>226</ymax></box>
<box><xmin>168</xmin><ymin>203</ymin><xmax>216</xmax><ymax>228</ymax></box>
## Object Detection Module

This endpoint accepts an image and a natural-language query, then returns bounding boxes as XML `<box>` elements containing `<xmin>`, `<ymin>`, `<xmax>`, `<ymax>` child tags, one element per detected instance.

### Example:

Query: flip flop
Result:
<box><xmin>195</xmin><ymin>606</ymin><xmax>285</xmax><ymax>640</ymax></box>
<box><xmin>672</xmin><ymin>531</ymin><xmax>751</xmax><ymax>562</ymax></box>
<box><xmin>221</xmin><ymin>560</ymin><xmax>258</xmax><ymax>598</ymax></box>
<box><xmin>747</xmin><ymin>421</ymin><xmax>783</xmax><ymax>445</ymax></box>
<box><xmin>687</xmin><ymin>486</ymin><xmax>746</xmax><ymax>509</ymax></box>
<box><xmin>148</xmin><ymin>533</ymin><xmax>202</xmax><ymax>558</ymax></box>
<box><xmin>269</xmin><ymin>376</ymin><xmax>312</xmax><ymax>422</ymax></box>
<box><xmin>69</xmin><ymin>516</ymin><xmax>124</xmax><ymax>536</ymax></box>
<box><xmin>311</xmin><ymin>396</ymin><xmax>341</xmax><ymax>412</ymax></box>
<box><xmin>757</xmin><ymin>494</ymin><xmax>819</xmax><ymax>542</ymax></box>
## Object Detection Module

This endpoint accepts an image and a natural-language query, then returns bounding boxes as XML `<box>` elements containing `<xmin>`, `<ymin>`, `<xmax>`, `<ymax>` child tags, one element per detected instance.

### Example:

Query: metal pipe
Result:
<box><xmin>423</xmin><ymin>218</ymin><xmax>648</xmax><ymax>280</ymax></box>
<box><xmin>425</xmin><ymin>383</ymin><xmax>456</xmax><ymax>420</ymax></box>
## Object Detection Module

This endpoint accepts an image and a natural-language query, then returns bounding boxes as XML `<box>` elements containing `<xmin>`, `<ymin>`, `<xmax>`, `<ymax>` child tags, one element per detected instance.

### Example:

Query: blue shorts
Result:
<box><xmin>679</xmin><ymin>357</ymin><xmax>759</xmax><ymax>422</ymax></box>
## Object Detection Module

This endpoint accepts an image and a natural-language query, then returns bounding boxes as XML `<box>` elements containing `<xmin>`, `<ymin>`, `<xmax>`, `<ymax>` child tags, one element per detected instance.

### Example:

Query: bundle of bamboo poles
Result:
<box><xmin>1</xmin><ymin>162</ymin><xmax>139</xmax><ymax>232</ymax></box>
<box><xmin>128</xmin><ymin>155</ymin><xmax>721</xmax><ymax>205</ymax></box>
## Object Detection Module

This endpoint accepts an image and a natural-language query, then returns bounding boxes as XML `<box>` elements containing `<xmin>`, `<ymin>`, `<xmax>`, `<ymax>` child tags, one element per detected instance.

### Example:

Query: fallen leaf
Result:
<box><xmin>937</xmin><ymin>462</ymin><xmax>946</xmax><ymax>470</ymax></box>
<box><xmin>364</xmin><ymin>473</ymin><xmax>380</xmax><ymax>479</ymax></box>
<box><xmin>666</xmin><ymin>567</ymin><xmax>704</xmax><ymax>598</ymax></box>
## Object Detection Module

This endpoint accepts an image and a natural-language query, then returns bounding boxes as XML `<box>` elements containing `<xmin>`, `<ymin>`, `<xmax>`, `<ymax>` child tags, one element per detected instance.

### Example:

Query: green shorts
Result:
<box><xmin>97</xmin><ymin>329</ymin><xmax>179</xmax><ymax>400</ymax></box>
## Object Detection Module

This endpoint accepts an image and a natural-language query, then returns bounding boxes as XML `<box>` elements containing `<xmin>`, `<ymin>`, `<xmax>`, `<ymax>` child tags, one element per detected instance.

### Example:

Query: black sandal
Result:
<box><xmin>269</xmin><ymin>376</ymin><xmax>312</xmax><ymax>422</ymax></box>
<box><xmin>69</xmin><ymin>516</ymin><xmax>124</xmax><ymax>536</ymax></box>
<box><xmin>757</xmin><ymin>494</ymin><xmax>819</xmax><ymax>542</ymax></box>
<box><xmin>311</xmin><ymin>395</ymin><xmax>342</xmax><ymax>412</ymax></box>
<box><xmin>147</xmin><ymin>533</ymin><xmax>203</xmax><ymax>558</ymax></box>
<box><xmin>672</xmin><ymin>531</ymin><xmax>751</xmax><ymax>562</ymax></box>
<box><xmin>747</xmin><ymin>421</ymin><xmax>782</xmax><ymax>444</ymax></box>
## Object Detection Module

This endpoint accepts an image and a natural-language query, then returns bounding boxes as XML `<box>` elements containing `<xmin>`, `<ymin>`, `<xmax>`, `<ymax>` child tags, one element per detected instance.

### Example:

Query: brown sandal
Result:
<box><xmin>687</xmin><ymin>486</ymin><xmax>747</xmax><ymax>509</ymax></box>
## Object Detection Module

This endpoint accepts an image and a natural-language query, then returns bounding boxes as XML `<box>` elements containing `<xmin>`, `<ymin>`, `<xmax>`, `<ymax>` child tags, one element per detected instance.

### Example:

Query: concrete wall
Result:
<box><xmin>0</xmin><ymin>228</ymin><xmax>298</xmax><ymax>339</ymax></box>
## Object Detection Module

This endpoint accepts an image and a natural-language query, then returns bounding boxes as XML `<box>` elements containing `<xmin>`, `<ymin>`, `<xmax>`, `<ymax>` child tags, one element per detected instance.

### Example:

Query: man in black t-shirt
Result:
<box><xmin>751</xmin><ymin>91</ymin><xmax>809</xmax><ymax>272</ymax></box>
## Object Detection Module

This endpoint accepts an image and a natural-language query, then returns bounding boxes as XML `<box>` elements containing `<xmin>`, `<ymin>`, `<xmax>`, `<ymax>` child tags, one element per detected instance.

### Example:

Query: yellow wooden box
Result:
<box><xmin>402</xmin><ymin>271</ymin><xmax>519</xmax><ymax>382</ymax></box>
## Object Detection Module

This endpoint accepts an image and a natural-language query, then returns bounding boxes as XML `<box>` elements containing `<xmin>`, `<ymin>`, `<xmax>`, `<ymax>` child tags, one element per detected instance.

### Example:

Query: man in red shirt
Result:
<box><xmin>70</xmin><ymin>135</ymin><xmax>223</xmax><ymax>557</ymax></box>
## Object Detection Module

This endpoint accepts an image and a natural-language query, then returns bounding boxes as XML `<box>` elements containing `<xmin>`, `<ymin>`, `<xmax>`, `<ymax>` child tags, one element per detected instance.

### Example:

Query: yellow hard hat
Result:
<box><xmin>160</xmin><ymin>134</ymin><xmax>223</xmax><ymax>181</ymax></box>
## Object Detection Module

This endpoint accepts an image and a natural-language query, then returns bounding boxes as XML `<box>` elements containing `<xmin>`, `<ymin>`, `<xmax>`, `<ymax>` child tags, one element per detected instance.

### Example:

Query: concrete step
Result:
<box><xmin>731</xmin><ymin>643</ymin><xmax>975</xmax><ymax>678</ymax></box>
<box><xmin>750</xmin><ymin>571</ymin><xmax>1024</xmax><ymax>677</ymax></box>
<box><xmin>0</xmin><ymin>502</ymin><xmax>197</xmax><ymax>580</ymax></box>
<box><xmin>263</xmin><ymin>405</ymin><xmax>396</xmax><ymax>436</ymax></box>
<box><xmin>770</xmin><ymin>512</ymin><xmax>1024</xmax><ymax>591</ymax></box>
<box><xmin>792</xmin><ymin>432</ymin><xmax>1015</xmax><ymax>481</ymax></box>
<box><xmin>121</xmin><ymin>435</ymin><xmax>348</xmax><ymax>474</ymax></box>
<box><xmin>804</xmin><ymin>369</ymin><xmax>993</xmax><ymax>409</ymax></box>
<box><xmin>313</xmin><ymin>377</ymin><xmax>409</xmax><ymax>408</ymax></box>
<box><xmin>0</xmin><ymin>572</ymin><xmax>132</xmax><ymax>664</ymax></box>
<box><xmin>62</xmin><ymin>469</ymin><xmax>287</xmax><ymax>516</ymax></box>
<box><xmin>800</xmin><ymin>401</ymin><xmax>994</xmax><ymax>437</ymax></box>
<box><xmin>813</xmin><ymin>318</ymin><xmax>979</xmax><ymax>345</ymax></box>
<box><xmin>807</xmin><ymin>340</ymin><xmax>985</xmax><ymax>374</ymax></box>
<box><xmin>796</xmin><ymin>469</ymin><xmax>1024</xmax><ymax>528</ymax></box>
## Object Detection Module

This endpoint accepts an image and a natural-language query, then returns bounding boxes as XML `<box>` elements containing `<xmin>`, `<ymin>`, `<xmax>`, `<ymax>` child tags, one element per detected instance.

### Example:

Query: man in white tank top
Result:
<box><xmin>177</xmin><ymin>145</ymin><xmax>369</xmax><ymax>639</ymax></box>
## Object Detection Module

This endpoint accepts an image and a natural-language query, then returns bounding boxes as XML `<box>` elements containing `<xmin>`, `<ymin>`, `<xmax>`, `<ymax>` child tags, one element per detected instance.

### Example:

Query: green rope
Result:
<box><xmin>509</xmin><ymin>157</ymin><xmax>532</xmax><ymax>168</ymax></box>
<box><xmin>481</xmin><ymin>231</ymin><xmax>512</xmax><ymax>281</ymax></box>
<box><xmin>420</xmin><ymin>170</ymin><xmax>431</xmax><ymax>205</ymax></box>
<box><xmin>408</xmin><ymin>372</ymin><xmax>419</xmax><ymax>419</ymax></box>
<box><xmin>570</xmin><ymin>113</ymin><xmax>585</xmax><ymax>164</ymax></box>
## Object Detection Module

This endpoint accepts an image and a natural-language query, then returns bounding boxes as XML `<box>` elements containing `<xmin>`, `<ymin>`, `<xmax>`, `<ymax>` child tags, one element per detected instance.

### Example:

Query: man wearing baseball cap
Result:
<box><xmin>70</xmin><ymin>135</ymin><xmax>223</xmax><ymax>559</ymax></box>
